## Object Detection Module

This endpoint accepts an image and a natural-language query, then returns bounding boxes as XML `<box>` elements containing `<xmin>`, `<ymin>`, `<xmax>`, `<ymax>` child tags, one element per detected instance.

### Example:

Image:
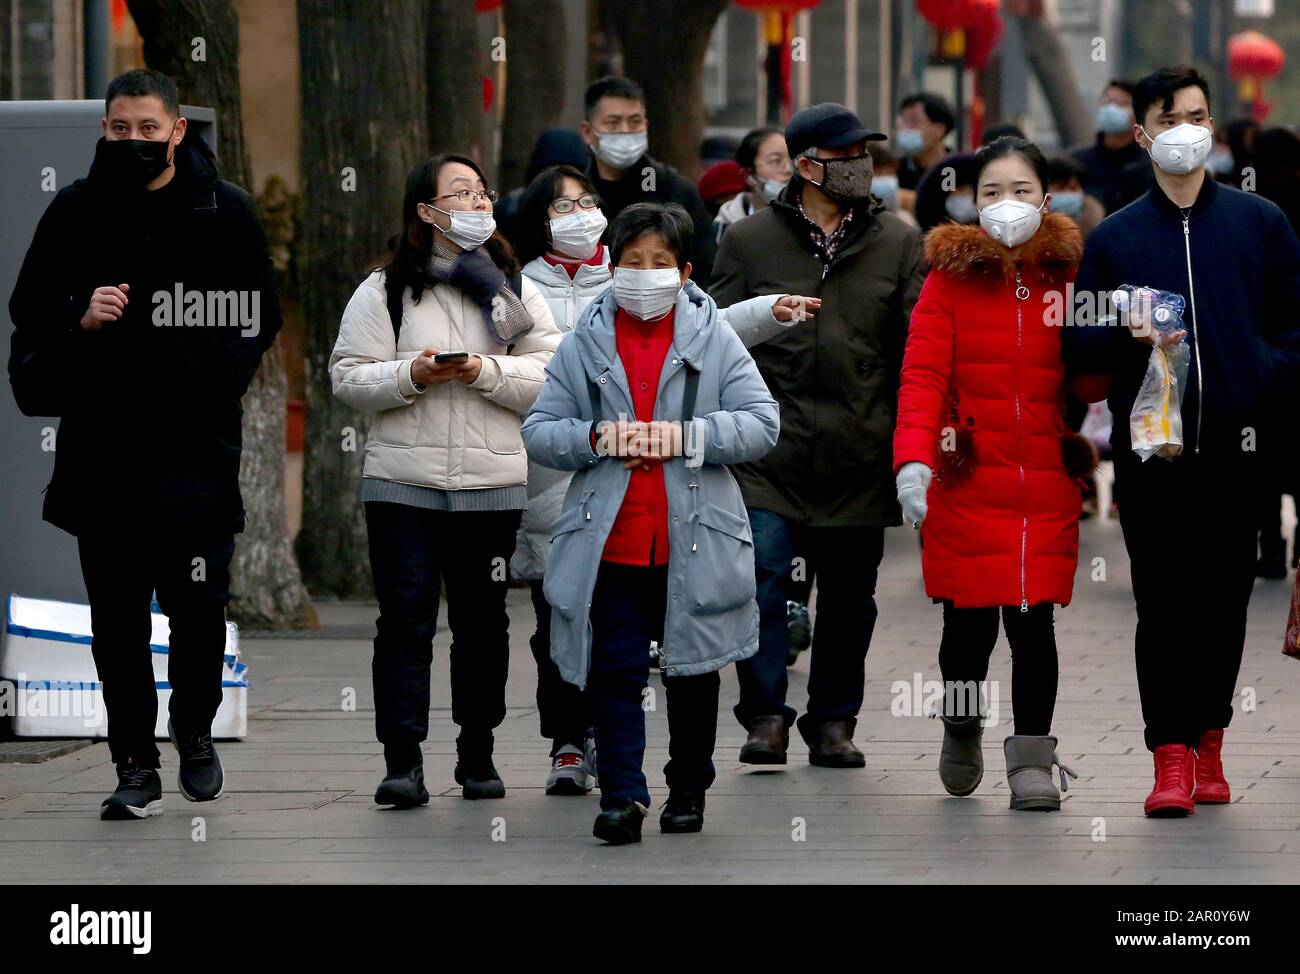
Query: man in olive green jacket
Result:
<box><xmin>710</xmin><ymin>102</ymin><xmax>925</xmax><ymax>769</ymax></box>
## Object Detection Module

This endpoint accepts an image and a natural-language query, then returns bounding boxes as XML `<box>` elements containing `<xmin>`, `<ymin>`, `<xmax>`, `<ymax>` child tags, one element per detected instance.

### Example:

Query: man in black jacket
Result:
<box><xmin>580</xmin><ymin>76</ymin><xmax>715</xmax><ymax>285</ymax></box>
<box><xmin>8</xmin><ymin>69</ymin><xmax>282</xmax><ymax>820</ymax></box>
<box><xmin>1063</xmin><ymin>66</ymin><xmax>1300</xmax><ymax>818</ymax></box>
<box><xmin>711</xmin><ymin>103</ymin><xmax>924</xmax><ymax>768</ymax></box>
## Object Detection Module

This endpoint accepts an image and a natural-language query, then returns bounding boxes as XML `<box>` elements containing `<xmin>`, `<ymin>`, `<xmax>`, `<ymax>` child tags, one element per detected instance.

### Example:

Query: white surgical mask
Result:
<box><xmin>612</xmin><ymin>266</ymin><xmax>681</xmax><ymax>320</ymax></box>
<box><xmin>1095</xmin><ymin>102</ymin><xmax>1131</xmax><ymax>135</ymax></box>
<box><xmin>593</xmin><ymin>130</ymin><xmax>648</xmax><ymax>170</ymax></box>
<box><xmin>944</xmin><ymin>193</ymin><xmax>979</xmax><ymax>225</ymax></box>
<box><xmin>872</xmin><ymin>174</ymin><xmax>899</xmax><ymax>206</ymax></box>
<box><xmin>549</xmin><ymin>210</ymin><xmax>607</xmax><ymax>260</ymax></box>
<box><xmin>759</xmin><ymin>177</ymin><xmax>788</xmax><ymax>203</ymax></box>
<box><xmin>895</xmin><ymin>128</ymin><xmax>925</xmax><ymax>157</ymax></box>
<box><xmin>433</xmin><ymin>205</ymin><xmax>496</xmax><ymax>249</ymax></box>
<box><xmin>978</xmin><ymin>197</ymin><xmax>1045</xmax><ymax>248</ymax></box>
<box><xmin>1141</xmin><ymin>123</ymin><xmax>1213</xmax><ymax>175</ymax></box>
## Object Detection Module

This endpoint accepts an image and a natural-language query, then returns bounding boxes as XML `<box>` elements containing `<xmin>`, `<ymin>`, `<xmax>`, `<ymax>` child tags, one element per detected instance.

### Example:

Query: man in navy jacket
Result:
<box><xmin>1063</xmin><ymin>66</ymin><xmax>1300</xmax><ymax>818</ymax></box>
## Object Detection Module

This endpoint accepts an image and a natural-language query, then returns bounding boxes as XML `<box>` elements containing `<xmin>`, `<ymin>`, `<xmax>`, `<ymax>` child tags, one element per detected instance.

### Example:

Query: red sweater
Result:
<box><xmin>601</xmin><ymin>306</ymin><xmax>675</xmax><ymax>566</ymax></box>
<box><xmin>542</xmin><ymin>242</ymin><xmax>605</xmax><ymax>279</ymax></box>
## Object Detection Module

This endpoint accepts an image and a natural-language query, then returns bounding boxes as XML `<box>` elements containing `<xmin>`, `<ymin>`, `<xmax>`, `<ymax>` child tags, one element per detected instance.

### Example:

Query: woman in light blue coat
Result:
<box><xmin>512</xmin><ymin>166</ymin><xmax>817</xmax><ymax>798</ymax></box>
<box><xmin>522</xmin><ymin>202</ymin><xmax>779</xmax><ymax>845</ymax></box>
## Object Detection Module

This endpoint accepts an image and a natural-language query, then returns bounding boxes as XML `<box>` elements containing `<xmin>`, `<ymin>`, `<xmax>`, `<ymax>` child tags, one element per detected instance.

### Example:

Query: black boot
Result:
<box><xmin>100</xmin><ymin>764</ymin><xmax>163</xmax><ymax>820</ymax></box>
<box><xmin>593</xmin><ymin>800</ymin><xmax>647</xmax><ymax>845</ymax></box>
<box><xmin>168</xmin><ymin>720</ymin><xmax>224</xmax><ymax>802</ymax></box>
<box><xmin>454</xmin><ymin>731</ymin><xmax>505</xmax><ymax>800</ymax></box>
<box><xmin>659</xmin><ymin>790</ymin><xmax>705</xmax><ymax>833</ymax></box>
<box><xmin>376</xmin><ymin>744</ymin><xmax>429</xmax><ymax>808</ymax></box>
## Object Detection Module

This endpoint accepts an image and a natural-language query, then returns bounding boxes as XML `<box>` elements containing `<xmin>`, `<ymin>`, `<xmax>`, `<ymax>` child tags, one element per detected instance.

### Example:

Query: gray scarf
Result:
<box><xmin>429</xmin><ymin>236</ymin><xmax>534</xmax><ymax>344</ymax></box>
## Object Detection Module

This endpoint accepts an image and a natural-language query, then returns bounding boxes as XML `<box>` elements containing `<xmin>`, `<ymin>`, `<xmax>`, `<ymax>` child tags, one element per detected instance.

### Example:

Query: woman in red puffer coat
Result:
<box><xmin>893</xmin><ymin>137</ymin><xmax>1092</xmax><ymax>813</ymax></box>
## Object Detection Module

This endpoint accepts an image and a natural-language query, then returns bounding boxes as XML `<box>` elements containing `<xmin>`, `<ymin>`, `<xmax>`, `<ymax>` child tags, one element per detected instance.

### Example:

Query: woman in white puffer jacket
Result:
<box><xmin>330</xmin><ymin>154</ymin><xmax>560</xmax><ymax>808</ymax></box>
<box><xmin>509</xmin><ymin>164</ymin><xmax>823</xmax><ymax>796</ymax></box>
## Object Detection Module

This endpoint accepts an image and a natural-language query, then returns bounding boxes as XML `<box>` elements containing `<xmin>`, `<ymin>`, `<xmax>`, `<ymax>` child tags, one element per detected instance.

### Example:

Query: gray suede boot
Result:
<box><xmin>938</xmin><ymin>714</ymin><xmax>984</xmax><ymax>797</ymax></box>
<box><xmin>1003</xmin><ymin>735</ymin><xmax>1078</xmax><ymax>812</ymax></box>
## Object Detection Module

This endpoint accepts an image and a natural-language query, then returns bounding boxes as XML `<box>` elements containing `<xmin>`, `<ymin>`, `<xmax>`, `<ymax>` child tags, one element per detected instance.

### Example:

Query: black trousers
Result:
<box><xmin>364</xmin><ymin>502</ymin><xmax>521</xmax><ymax>759</ymax></box>
<box><xmin>77</xmin><ymin>530</ymin><xmax>235</xmax><ymax>768</ymax></box>
<box><xmin>1115</xmin><ymin>452</ymin><xmax>1258</xmax><ymax>751</ymax></box>
<box><xmin>938</xmin><ymin>601</ymin><xmax>1058</xmax><ymax>736</ymax></box>
<box><xmin>528</xmin><ymin>579</ymin><xmax>589</xmax><ymax>755</ymax></box>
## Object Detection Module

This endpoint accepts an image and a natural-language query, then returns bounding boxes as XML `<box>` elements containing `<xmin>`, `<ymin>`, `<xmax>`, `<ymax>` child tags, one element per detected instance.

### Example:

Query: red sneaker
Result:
<box><xmin>1144</xmin><ymin>744</ymin><xmax>1196</xmax><ymax>817</ymax></box>
<box><xmin>1194</xmin><ymin>729</ymin><xmax>1231</xmax><ymax>804</ymax></box>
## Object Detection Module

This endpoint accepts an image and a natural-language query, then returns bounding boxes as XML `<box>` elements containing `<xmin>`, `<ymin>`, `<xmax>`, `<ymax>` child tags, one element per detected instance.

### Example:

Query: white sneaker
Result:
<box><xmin>546</xmin><ymin>744</ymin><xmax>595</xmax><ymax>795</ymax></box>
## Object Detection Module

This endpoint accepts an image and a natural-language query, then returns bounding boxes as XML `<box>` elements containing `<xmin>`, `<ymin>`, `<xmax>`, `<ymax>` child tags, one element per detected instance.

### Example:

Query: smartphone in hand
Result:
<box><xmin>434</xmin><ymin>351</ymin><xmax>470</xmax><ymax>363</ymax></box>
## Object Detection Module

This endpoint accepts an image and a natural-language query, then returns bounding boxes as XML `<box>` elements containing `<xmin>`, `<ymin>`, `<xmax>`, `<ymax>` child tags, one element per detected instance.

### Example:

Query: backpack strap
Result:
<box><xmin>507</xmin><ymin>270</ymin><xmax>523</xmax><ymax>299</ymax></box>
<box><xmin>681</xmin><ymin>362</ymin><xmax>700</xmax><ymax>423</ymax></box>
<box><xmin>588</xmin><ymin>376</ymin><xmax>602</xmax><ymax>423</ymax></box>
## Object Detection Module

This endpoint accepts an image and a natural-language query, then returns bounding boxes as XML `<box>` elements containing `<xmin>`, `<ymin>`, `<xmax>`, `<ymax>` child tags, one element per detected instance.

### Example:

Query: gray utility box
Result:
<box><xmin>0</xmin><ymin>101</ymin><xmax>216</xmax><ymax>604</ymax></box>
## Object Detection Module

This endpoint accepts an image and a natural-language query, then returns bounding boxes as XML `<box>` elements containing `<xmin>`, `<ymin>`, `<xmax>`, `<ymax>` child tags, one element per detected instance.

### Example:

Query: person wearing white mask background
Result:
<box><xmin>580</xmin><ymin>76</ymin><xmax>715</xmax><ymax>286</ymax></box>
<box><xmin>895</xmin><ymin>137</ymin><xmax>1090</xmax><ymax>814</ymax></box>
<box><xmin>329</xmin><ymin>154</ymin><xmax>561</xmax><ymax>808</ymax></box>
<box><xmin>1069</xmin><ymin>80</ymin><xmax>1149</xmax><ymax>215</ymax></box>
<box><xmin>713</xmin><ymin>127</ymin><xmax>792</xmax><ymax>240</ymax></box>
<box><xmin>522</xmin><ymin>202</ymin><xmax>779</xmax><ymax>844</ymax></box>
<box><xmin>894</xmin><ymin>92</ymin><xmax>955</xmax><ymax>191</ymax></box>
<box><xmin>1063</xmin><ymin>66</ymin><xmax>1300</xmax><ymax>818</ymax></box>
<box><xmin>1047</xmin><ymin>155</ymin><xmax>1105</xmax><ymax>240</ymax></box>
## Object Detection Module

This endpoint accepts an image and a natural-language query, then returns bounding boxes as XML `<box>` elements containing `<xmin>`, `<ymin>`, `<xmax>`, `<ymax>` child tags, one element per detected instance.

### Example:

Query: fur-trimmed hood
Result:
<box><xmin>923</xmin><ymin>210</ymin><xmax>1083</xmax><ymax>286</ymax></box>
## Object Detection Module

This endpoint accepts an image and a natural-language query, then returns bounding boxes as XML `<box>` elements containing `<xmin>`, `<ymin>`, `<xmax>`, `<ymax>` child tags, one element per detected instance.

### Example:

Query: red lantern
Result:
<box><xmin>1228</xmin><ymin>30</ymin><xmax>1285</xmax><ymax>121</ymax></box>
<box><xmin>916</xmin><ymin>0</ymin><xmax>975</xmax><ymax>30</ymax></box>
<box><xmin>734</xmin><ymin>0</ymin><xmax>821</xmax><ymax>11</ymax></box>
<box><xmin>963</xmin><ymin>0</ymin><xmax>1003</xmax><ymax>72</ymax></box>
<box><xmin>475</xmin><ymin>0</ymin><xmax>502</xmax><ymax>12</ymax></box>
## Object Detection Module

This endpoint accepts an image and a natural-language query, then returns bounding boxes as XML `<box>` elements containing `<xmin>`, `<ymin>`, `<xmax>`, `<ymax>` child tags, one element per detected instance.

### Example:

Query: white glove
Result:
<box><xmin>895</xmin><ymin>462</ymin><xmax>932</xmax><ymax>529</ymax></box>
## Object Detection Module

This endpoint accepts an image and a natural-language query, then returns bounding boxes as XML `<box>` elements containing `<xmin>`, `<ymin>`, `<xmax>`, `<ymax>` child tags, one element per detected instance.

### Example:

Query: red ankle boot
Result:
<box><xmin>1194</xmin><ymin>729</ymin><xmax>1230</xmax><ymax>804</ymax></box>
<box><xmin>1144</xmin><ymin>744</ymin><xmax>1196</xmax><ymax>817</ymax></box>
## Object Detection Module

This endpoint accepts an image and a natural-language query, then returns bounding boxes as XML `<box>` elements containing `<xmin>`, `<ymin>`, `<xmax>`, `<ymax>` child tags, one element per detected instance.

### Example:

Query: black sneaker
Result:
<box><xmin>100</xmin><ymin>765</ymin><xmax>163</xmax><ymax>820</ymax></box>
<box><xmin>168</xmin><ymin>720</ymin><xmax>224</xmax><ymax>802</ymax></box>
<box><xmin>376</xmin><ymin>765</ymin><xmax>429</xmax><ymax>807</ymax></box>
<box><xmin>454</xmin><ymin>761</ymin><xmax>505</xmax><ymax>800</ymax></box>
<box><xmin>593</xmin><ymin>800</ymin><xmax>647</xmax><ymax>845</ymax></box>
<box><xmin>659</xmin><ymin>790</ymin><xmax>705</xmax><ymax>833</ymax></box>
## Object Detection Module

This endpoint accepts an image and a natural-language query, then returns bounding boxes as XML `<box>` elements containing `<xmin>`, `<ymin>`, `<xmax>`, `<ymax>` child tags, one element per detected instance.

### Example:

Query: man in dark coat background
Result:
<box><xmin>711</xmin><ymin>102</ymin><xmax>924</xmax><ymax>769</ymax></box>
<box><xmin>8</xmin><ymin>69</ymin><xmax>282</xmax><ymax>820</ymax></box>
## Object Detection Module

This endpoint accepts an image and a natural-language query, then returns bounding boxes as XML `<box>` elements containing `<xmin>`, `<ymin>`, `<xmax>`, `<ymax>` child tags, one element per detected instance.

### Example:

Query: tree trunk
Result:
<box><xmin>605</xmin><ymin>0</ymin><xmax>730</xmax><ymax>174</ymax></box>
<box><xmin>1013</xmin><ymin>12</ymin><xmax>1093</xmax><ymax>149</ymax></box>
<box><xmin>296</xmin><ymin>0</ymin><xmax>430</xmax><ymax>598</ymax></box>
<box><xmin>497</xmin><ymin>0</ymin><xmax>567</xmax><ymax>190</ymax></box>
<box><xmin>126</xmin><ymin>0</ymin><xmax>316</xmax><ymax>629</ymax></box>
<box><xmin>428</xmin><ymin>0</ymin><xmax>480</xmax><ymax>158</ymax></box>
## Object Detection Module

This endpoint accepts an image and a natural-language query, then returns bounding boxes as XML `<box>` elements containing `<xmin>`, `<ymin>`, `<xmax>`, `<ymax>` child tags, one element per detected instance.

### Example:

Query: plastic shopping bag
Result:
<box><xmin>1116</xmin><ymin>286</ymin><xmax>1191</xmax><ymax>462</ymax></box>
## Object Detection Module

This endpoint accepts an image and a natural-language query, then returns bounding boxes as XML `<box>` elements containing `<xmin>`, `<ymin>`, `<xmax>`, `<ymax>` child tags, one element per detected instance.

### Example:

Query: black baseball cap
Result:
<box><xmin>784</xmin><ymin>102</ymin><xmax>886</xmax><ymax>157</ymax></box>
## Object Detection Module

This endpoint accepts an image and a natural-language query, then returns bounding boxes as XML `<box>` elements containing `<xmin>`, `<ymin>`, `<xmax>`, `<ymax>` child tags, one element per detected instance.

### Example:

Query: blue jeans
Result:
<box><xmin>589</xmin><ymin>562</ymin><xmax>720</xmax><ymax>810</ymax></box>
<box><xmin>735</xmin><ymin>509</ymin><xmax>884</xmax><ymax>736</ymax></box>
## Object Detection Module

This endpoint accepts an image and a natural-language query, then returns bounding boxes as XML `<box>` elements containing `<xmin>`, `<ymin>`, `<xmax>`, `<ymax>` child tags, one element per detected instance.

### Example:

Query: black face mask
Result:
<box><xmin>93</xmin><ymin>126</ymin><xmax>175</xmax><ymax>188</ymax></box>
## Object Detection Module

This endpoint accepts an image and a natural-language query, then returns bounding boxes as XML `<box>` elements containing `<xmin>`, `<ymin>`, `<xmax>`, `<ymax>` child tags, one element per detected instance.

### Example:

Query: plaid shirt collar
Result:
<box><xmin>795</xmin><ymin>193</ymin><xmax>854</xmax><ymax>263</ymax></box>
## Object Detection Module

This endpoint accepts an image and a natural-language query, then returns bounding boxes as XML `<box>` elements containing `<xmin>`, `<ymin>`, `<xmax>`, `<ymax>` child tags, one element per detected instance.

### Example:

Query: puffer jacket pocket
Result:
<box><xmin>369</xmin><ymin>398</ymin><xmax>421</xmax><ymax>449</ymax></box>
<box><xmin>542</xmin><ymin>489</ymin><xmax>597</xmax><ymax>620</ymax></box>
<box><xmin>485</xmin><ymin>401</ymin><xmax>524</xmax><ymax>455</ymax></box>
<box><xmin>685</xmin><ymin>502</ymin><xmax>756</xmax><ymax>615</ymax></box>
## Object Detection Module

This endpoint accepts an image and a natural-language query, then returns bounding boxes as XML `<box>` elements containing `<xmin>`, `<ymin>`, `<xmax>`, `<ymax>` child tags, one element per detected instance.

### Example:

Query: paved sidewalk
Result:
<box><xmin>2</xmin><ymin>516</ymin><xmax>1298</xmax><ymax>884</ymax></box>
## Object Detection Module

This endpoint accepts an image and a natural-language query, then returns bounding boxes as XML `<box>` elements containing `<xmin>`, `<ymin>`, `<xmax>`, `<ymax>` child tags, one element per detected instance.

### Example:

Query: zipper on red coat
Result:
<box><xmin>1182</xmin><ymin>212</ymin><xmax>1203</xmax><ymax>454</ymax></box>
<box><xmin>1014</xmin><ymin>271</ymin><xmax>1029</xmax><ymax>613</ymax></box>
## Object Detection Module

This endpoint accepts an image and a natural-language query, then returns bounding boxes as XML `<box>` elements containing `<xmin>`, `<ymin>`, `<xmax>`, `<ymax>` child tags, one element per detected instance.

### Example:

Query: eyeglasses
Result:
<box><xmin>551</xmin><ymin>194</ymin><xmax>600</xmax><ymax>214</ymax></box>
<box><xmin>432</xmin><ymin>189</ymin><xmax>498</xmax><ymax>205</ymax></box>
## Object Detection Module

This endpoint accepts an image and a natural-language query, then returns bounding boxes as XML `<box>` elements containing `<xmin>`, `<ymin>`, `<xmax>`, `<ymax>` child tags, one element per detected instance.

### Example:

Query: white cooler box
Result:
<box><xmin>1</xmin><ymin>594</ymin><xmax>248</xmax><ymax>739</ymax></box>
